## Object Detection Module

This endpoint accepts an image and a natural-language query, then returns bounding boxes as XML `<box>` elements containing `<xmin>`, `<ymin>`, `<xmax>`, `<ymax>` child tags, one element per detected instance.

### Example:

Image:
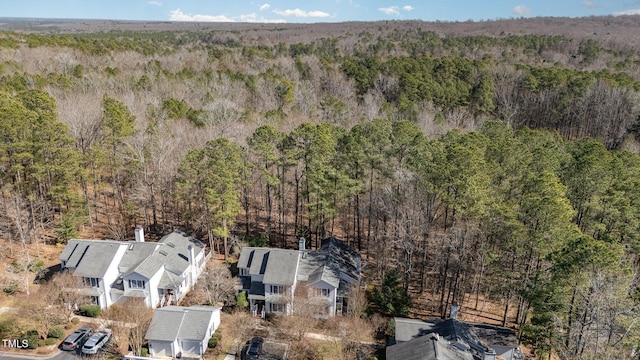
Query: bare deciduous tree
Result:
<box><xmin>197</xmin><ymin>261</ymin><xmax>237</xmax><ymax>306</ymax></box>
<box><xmin>103</xmin><ymin>299</ymin><xmax>153</xmax><ymax>356</ymax></box>
<box><xmin>224</xmin><ymin>311</ymin><xmax>259</xmax><ymax>355</ymax></box>
<box><xmin>19</xmin><ymin>294</ymin><xmax>64</xmax><ymax>340</ymax></box>
<box><xmin>47</xmin><ymin>271</ymin><xmax>85</xmax><ymax>321</ymax></box>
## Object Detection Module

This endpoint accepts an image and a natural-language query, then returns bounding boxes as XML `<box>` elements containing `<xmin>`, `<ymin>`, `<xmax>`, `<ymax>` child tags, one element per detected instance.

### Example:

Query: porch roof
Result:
<box><xmin>158</xmin><ymin>271</ymin><xmax>184</xmax><ymax>289</ymax></box>
<box><xmin>63</xmin><ymin>287</ymin><xmax>104</xmax><ymax>297</ymax></box>
<box><xmin>124</xmin><ymin>289</ymin><xmax>148</xmax><ymax>298</ymax></box>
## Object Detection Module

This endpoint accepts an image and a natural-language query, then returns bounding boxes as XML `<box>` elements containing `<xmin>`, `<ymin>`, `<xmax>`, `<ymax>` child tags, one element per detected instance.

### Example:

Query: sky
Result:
<box><xmin>1</xmin><ymin>0</ymin><xmax>640</xmax><ymax>23</ymax></box>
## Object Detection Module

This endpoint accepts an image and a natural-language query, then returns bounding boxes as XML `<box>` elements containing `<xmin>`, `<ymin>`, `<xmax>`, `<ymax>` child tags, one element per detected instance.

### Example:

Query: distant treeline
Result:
<box><xmin>0</xmin><ymin>22</ymin><xmax>640</xmax><ymax>358</ymax></box>
<box><xmin>1</xmin><ymin>27</ymin><xmax>639</xmax><ymax>148</ymax></box>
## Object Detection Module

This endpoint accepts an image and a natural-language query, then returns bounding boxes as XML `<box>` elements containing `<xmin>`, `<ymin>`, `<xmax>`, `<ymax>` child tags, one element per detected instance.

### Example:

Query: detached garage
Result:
<box><xmin>146</xmin><ymin>306</ymin><xmax>221</xmax><ymax>358</ymax></box>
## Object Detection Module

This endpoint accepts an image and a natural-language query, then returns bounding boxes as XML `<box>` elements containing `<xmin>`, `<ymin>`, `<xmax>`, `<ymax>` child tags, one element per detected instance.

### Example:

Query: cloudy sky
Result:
<box><xmin>1</xmin><ymin>0</ymin><xmax>639</xmax><ymax>23</ymax></box>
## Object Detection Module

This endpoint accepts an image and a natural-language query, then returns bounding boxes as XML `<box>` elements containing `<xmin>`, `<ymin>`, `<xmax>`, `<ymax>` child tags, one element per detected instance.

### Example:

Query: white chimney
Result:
<box><xmin>483</xmin><ymin>347</ymin><xmax>497</xmax><ymax>360</ymax></box>
<box><xmin>450</xmin><ymin>301</ymin><xmax>459</xmax><ymax>320</ymax></box>
<box><xmin>299</xmin><ymin>237</ymin><xmax>306</xmax><ymax>251</ymax></box>
<box><xmin>135</xmin><ymin>226</ymin><xmax>145</xmax><ymax>243</ymax></box>
<box><xmin>188</xmin><ymin>245</ymin><xmax>197</xmax><ymax>287</ymax></box>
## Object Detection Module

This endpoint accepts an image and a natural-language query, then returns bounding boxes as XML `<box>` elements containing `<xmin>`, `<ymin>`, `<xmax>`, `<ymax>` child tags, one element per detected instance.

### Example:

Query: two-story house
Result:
<box><xmin>237</xmin><ymin>237</ymin><xmax>361</xmax><ymax>318</ymax></box>
<box><xmin>59</xmin><ymin>228</ymin><xmax>206</xmax><ymax>309</ymax></box>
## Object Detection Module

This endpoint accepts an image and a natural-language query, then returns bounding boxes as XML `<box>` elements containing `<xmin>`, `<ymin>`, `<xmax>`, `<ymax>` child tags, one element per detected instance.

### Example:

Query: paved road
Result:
<box><xmin>0</xmin><ymin>350</ymin><xmax>73</xmax><ymax>360</ymax></box>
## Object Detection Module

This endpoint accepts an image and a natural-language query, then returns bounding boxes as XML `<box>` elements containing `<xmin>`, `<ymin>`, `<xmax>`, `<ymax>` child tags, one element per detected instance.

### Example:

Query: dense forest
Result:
<box><xmin>0</xmin><ymin>16</ymin><xmax>640</xmax><ymax>359</ymax></box>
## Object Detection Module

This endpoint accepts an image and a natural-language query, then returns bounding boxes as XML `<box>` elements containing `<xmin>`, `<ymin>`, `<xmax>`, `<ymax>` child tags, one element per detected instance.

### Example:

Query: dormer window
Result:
<box><xmin>313</xmin><ymin>288</ymin><xmax>330</xmax><ymax>297</ymax></box>
<box><xmin>85</xmin><ymin>277</ymin><xmax>99</xmax><ymax>288</ymax></box>
<box><xmin>129</xmin><ymin>279</ymin><xmax>145</xmax><ymax>289</ymax></box>
<box><xmin>270</xmin><ymin>285</ymin><xmax>285</xmax><ymax>295</ymax></box>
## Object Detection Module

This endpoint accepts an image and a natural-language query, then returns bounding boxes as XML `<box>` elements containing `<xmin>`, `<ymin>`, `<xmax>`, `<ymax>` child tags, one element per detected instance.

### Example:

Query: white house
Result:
<box><xmin>145</xmin><ymin>305</ymin><xmax>221</xmax><ymax>358</ymax></box>
<box><xmin>59</xmin><ymin>228</ymin><xmax>207</xmax><ymax>309</ymax></box>
<box><xmin>237</xmin><ymin>237</ymin><xmax>361</xmax><ymax>318</ymax></box>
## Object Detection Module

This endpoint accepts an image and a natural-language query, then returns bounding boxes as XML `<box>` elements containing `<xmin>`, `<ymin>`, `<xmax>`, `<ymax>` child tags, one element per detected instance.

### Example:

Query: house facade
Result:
<box><xmin>145</xmin><ymin>305</ymin><xmax>221</xmax><ymax>358</ymax></box>
<box><xmin>59</xmin><ymin>228</ymin><xmax>207</xmax><ymax>309</ymax></box>
<box><xmin>237</xmin><ymin>237</ymin><xmax>361</xmax><ymax>318</ymax></box>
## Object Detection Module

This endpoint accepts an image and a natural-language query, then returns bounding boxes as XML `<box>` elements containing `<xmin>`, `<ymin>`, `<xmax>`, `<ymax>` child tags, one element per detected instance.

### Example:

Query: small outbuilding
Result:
<box><xmin>145</xmin><ymin>305</ymin><xmax>221</xmax><ymax>357</ymax></box>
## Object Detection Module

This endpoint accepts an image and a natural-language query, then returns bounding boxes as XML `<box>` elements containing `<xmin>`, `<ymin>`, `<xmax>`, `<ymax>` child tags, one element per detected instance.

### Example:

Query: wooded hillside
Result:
<box><xmin>0</xmin><ymin>16</ymin><xmax>639</xmax><ymax>359</ymax></box>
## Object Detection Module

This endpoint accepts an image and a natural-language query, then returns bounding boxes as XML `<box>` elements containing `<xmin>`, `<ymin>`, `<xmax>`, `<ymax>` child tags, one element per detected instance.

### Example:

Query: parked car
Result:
<box><xmin>81</xmin><ymin>328</ymin><xmax>112</xmax><ymax>354</ymax></box>
<box><xmin>244</xmin><ymin>337</ymin><xmax>264</xmax><ymax>360</ymax></box>
<box><xmin>61</xmin><ymin>326</ymin><xmax>92</xmax><ymax>351</ymax></box>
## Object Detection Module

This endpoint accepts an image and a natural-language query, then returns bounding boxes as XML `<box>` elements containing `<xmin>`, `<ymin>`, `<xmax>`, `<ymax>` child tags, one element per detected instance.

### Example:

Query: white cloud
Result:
<box><xmin>613</xmin><ymin>8</ymin><xmax>640</xmax><ymax>15</ymax></box>
<box><xmin>239</xmin><ymin>13</ymin><xmax>286</xmax><ymax>23</ymax></box>
<box><xmin>259</xmin><ymin>3</ymin><xmax>270</xmax><ymax>11</ymax></box>
<box><xmin>582</xmin><ymin>1</ymin><xmax>597</xmax><ymax>8</ymax></box>
<box><xmin>379</xmin><ymin>6</ymin><xmax>400</xmax><ymax>15</ymax></box>
<box><xmin>403</xmin><ymin>5</ymin><xmax>414</xmax><ymax>12</ymax></box>
<box><xmin>273</xmin><ymin>8</ymin><xmax>330</xmax><ymax>17</ymax></box>
<box><xmin>169</xmin><ymin>9</ymin><xmax>234</xmax><ymax>22</ymax></box>
<box><xmin>148</xmin><ymin>0</ymin><xmax>162</xmax><ymax>6</ymax></box>
<box><xmin>512</xmin><ymin>5</ymin><xmax>531</xmax><ymax>15</ymax></box>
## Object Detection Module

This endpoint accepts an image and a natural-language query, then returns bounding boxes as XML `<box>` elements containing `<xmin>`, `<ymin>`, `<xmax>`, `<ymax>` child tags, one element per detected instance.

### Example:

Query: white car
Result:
<box><xmin>81</xmin><ymin>328</ymin><xmax>112</xmax><ymax>355</ymax></box>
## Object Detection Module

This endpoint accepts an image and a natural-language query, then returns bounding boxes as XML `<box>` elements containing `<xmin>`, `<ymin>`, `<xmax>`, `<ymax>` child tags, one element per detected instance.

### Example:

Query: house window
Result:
<box><xmin>270</xmin><ymin>285</ymin><xmax>285</xmax><ymax>295</ymax></box>
<box><xmin>271</xmin><ymin>303</ymin><xmax>285</xmax><ymax>313</ymax></box>
<box><xmin>239</xmin><ymin>268</ymin><xmax>247</xmax><ymax>276</ymax></box>
<box><xmin>90</xmin><ymin>296</ymin><xmax>99</xmax><ymax>305</ymax></box>
<box><xmin>313</xmin><ymin>288</ymin><xmax>330</xmax><ymax>297</ymax></box>
<box><xmin>128</xmin><ymin>279</ymin><xmax>145</xmax><ymax>289</ymax></box>
<box><xmin>85</xmin><ymin>278</ymin><xmax>99</xmax><ymax>288</ymax></box>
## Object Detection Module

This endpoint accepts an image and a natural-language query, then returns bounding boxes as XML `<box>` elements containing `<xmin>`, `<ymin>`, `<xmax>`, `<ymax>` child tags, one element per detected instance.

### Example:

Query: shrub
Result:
<box><xmin>0</xmin><ymin>317</ymin><xmax>16</xmax><ymax>339</ymax></box>
<box><xmin>3</xmin><ymin>282</ymin><xmax>18</xmax><ymax>295</ymax></box>
<box><xmin>21</xmin><ymin>331</ymin><xmax>39</xmax><ymax>349</ymax></box>
<box><xmin>244</xmin><ymin>235</ymin><xmax>267</xmax><ymax>247</ymax></box>
<box><xmin>79</xmin><ymin>305</ymin><xmax>101</xmax><ymax>318</ymax></box>
<box><xmin>70</xmin><ymin>317</ymin><xmax>80</xmax><ymax>325</ymax></box>
<box><xmin>42</xmin><ymin>337</ymin><xmax>58</xmax><ymax>346</ymax></box>
<box><xmin>28</xmin><ymin>259</ymin><xmax>45</xmax><ymax>273</ymax></box>
<box><xmin>236</xmin><ymin>292</ymin><xmax>249</xmax><ymax>309</ymax></box>
<box><xmin>47</xmin><ymin>327</ymin><xmax>64</xmax><ymax>339</ymax></box>
<box><xmin>141</xmin><ymin>347</ymin><xmax>149</xmax><ymax>357</ymax></box>
<box><xmin>368</xmin><ymin>270</ymin><xmax>410</xmax><ymax>317</ymax></box>
<box><xmin>208</xmin><ymin>331</ymin><xmax>222</xmax><ymax>348</ymax></box>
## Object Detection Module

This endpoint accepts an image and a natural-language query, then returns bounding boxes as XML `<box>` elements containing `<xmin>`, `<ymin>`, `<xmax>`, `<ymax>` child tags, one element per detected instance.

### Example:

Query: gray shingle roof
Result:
<box><xmin>386</xmin><ymin>333</ymin><xmax>473</xmax><ymax>360</ymax></box>
<box><xmin>239</xmin><ymin>247</ymin><xmax>299</xmax><ymax>282</ymax></box>
<box><xmin>61</xmin><ymin>240</ymin><xmax>125</xmax><ymax>278</ymax></box>
<box><xmin>307</xmin><ymin>265</ymin><xmax>340</xmax><ymax>288</ymax></box>
<box><xmin>244</xmin><ymin>248</ymin><xmax>270</xmax><ymax>276</ymax></box>
<box><xmin>158</xmin><ymin>271</ymin><xmax>184</xmax><ymax>289</ymax></box>
<box><xmin>145</xmin><ymin>308</ymin><xmax>186</xmax><ymax>341</ymax></box>
<box><xmin>394</xmin><ymin>317</ymin><xmax>439</xmax><ymax>343</ymax></box>
<box><xmin>146</xmin><ymin>306</ymin><xmax>220</xmax><ymax>342</ymax></box>
<box><xmin>238</xmin><ymin>237</ymin><xmax>360</xmax><ymax>296</ymax></box>
<box><xmin>124</xmin><ymin>289</ymin><xmax>148</xmax><ymax>298</ymax></box>
<box><xmin>128</xmin><ymin>231</ymin><xmax>205</xmax><ymax>279</ymax></box>
<box><xmin>392</xmin><ymin>317</ymin><xmax>522</xmax><ymax>360</ymax></box>
<box><xmin>262</xmin><ymin>250</ymin><xmax>299</xmax><ymax>286</ymax></box>
<box><xmin>179</xmin><ymin>306</ymin><xmax>218</xmax><ymax>341</ymax></box>
<box><xmin>118</xmin><ymin>242</ymin><xmax>159</xmax><ymax>274</ymax></box>
<box><xmin>298</xmin><ymin>237</ymin><xmax>360</xmax><ymax>289</ymax></box>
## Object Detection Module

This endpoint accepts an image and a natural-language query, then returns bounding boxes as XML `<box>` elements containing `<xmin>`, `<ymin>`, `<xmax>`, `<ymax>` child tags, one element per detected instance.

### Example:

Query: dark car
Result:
<box><xmin>61</xmin><ymin>326</ymin><xmax>92</xmax><ymax>351</ymax></box>
<box><xmin>244</xmin><ymin>337</ymin><xmax>264</xmax><ymax>360</ymax></box>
